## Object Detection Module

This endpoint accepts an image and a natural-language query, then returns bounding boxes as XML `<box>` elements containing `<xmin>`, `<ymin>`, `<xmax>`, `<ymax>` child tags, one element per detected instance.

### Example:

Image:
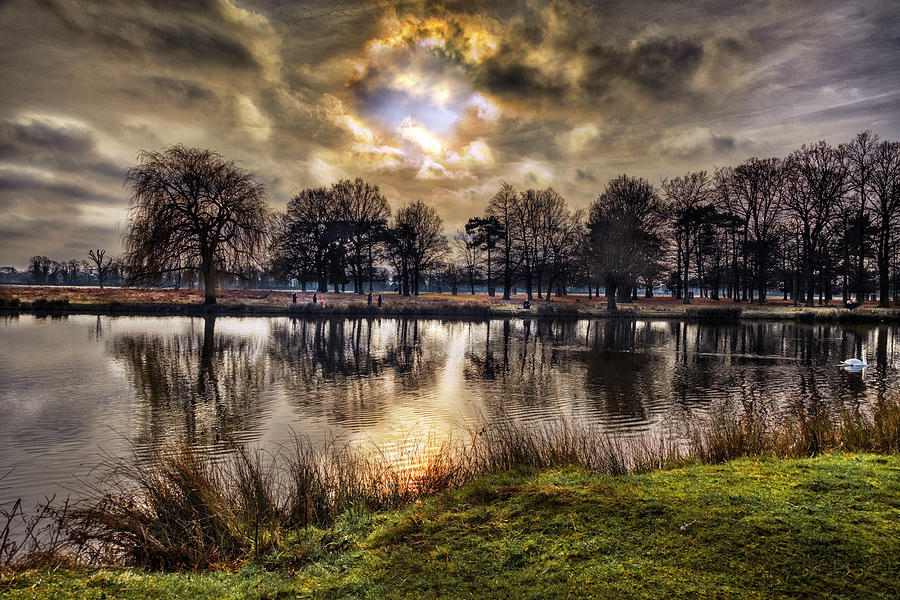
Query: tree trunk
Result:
<box><xmin>606</xmin><ymin>280</ymin><xmax>617</xmax><ymax>311</ymax></box>
<box><xmin>487</xmin><ymin>247</ymin><xmax>494</xmax><ymax>297</ymax></box>
<box><xmin>202</xmin><ymin>256</ymin><xmax>217</xmax><ymax>304</ymax></box>
<box><xmin>879</xmin><ymin>239</ymin><xmax>890</xmax><ymax>307</ymax></box>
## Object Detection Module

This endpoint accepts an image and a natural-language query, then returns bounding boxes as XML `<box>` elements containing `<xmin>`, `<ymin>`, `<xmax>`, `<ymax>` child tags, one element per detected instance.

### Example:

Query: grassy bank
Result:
<box><xmin>3</xmin><ymin>454</ymin><xmax>899</xmax><ymax>599</ymax></box>
<box><xmin>3</xmin><ymin>285</ymin><xmax>900</xmax><ymax>321</ymax></box>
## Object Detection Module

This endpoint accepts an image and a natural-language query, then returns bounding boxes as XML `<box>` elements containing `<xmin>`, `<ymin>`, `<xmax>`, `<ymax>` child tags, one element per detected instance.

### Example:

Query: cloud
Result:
<box><xmin>0</xmin><ymin>0</ymin><xmax>899</xmax><ymax>267</ymax></box>
<box><xmin>559</xmin><ymin>123</ymin><xmax>601</xmax><ymax>155</ymax></box>
<box><xmin>653</xmin><ymin>127</ymin><xmax>748</xmax><ymax>160</ymax></box>
<box><xmin>37</xmin><ymin>0</ymin><xmax>280</xmax><ymax>76</ymax></box>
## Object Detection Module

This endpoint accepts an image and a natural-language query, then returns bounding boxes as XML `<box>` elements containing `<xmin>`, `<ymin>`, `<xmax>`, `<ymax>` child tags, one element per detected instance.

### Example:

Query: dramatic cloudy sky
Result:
<box><xmin>1</xmin><ymin>0</ymin><xmax>899</xmax><ymax>268</ymax></box>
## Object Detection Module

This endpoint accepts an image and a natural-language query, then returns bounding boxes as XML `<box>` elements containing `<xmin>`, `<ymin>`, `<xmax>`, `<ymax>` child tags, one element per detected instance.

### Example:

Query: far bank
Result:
<box><xmin>2</xmin><ymin>285</ymin><xmax>900</xmax><ymax>323</ymax></box>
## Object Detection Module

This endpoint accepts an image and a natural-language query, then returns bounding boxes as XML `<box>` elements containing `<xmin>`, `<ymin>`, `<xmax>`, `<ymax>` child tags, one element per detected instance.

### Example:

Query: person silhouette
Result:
<box><xmin>292</xmin><ymin>292</ymin><xmax>297</xmax><ymax>304</ymax></box>
<box><xmin>377</xmin><ymin>294</ymin><xmax>382</xmax><ymax>307</ymax></box>
<box><xmin>367</xmin><ymin>292</ymin><xmax>373</xmax><ymax>304</ymax></box>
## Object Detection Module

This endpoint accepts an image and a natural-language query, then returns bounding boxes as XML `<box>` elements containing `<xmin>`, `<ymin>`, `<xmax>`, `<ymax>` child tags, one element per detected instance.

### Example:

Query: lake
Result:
<box><xmin>1</xmin><ymin>314</ymin><xmax>898</xmax><ymax>511</ymax></box>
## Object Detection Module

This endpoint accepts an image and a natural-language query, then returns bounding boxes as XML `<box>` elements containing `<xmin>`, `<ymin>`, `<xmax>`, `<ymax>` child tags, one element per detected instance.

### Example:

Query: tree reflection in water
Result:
<box><xmin>108</xmin><ymin>316</ymin><xmax>270</xmax><ymax>450</ymax></box>
<box><xmin>104</xmin><ymin>316</ymin><xmax>900</xmax><ymax>455</ymax></box>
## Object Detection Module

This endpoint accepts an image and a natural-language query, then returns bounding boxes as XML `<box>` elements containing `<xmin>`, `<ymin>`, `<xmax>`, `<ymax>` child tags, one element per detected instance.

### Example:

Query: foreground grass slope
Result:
<box><xmin>4</xmin><ymin>454</ymin><xmax>899</xmax><ymax>599</ymax></box>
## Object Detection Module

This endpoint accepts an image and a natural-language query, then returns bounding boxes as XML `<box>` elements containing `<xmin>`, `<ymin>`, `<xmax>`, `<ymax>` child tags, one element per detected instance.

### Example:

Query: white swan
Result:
<box><xmin>840</xmin><ymin>351</ymin><xmax>868</xmax><ymax>370</ymax></box>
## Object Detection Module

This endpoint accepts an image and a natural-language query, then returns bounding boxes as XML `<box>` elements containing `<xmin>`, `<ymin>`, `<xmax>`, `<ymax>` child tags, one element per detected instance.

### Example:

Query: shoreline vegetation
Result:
<box><xmin>2</xmin><ymin>285</ymin><xmax>900</xmax><ymax>322</ymax></box>
<box><xmin>2</xmin><ymin>396</ymin><xmax>898</xmax><ymax>598</ymax></box>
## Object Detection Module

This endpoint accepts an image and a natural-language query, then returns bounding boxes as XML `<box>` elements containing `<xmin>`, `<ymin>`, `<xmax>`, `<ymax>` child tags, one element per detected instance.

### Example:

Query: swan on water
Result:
<box><xmin>840</xmin><ymin>351</ymin><xmax>868</xmax><ymax>370</ymax></box>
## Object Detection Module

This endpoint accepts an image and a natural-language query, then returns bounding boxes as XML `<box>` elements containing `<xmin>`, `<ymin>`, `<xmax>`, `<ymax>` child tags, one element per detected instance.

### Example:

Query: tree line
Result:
<box><xmin>7</xmin><ymin>131</ymin><xmax>898</xmax><ymax>308</ymax></box>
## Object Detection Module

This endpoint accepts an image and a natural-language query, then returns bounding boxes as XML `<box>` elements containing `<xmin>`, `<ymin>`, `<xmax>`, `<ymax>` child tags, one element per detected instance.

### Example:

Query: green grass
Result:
<box><xmin>4</xmin><ymin>454</ymin><xmax>899</xmax><ymax>599</ymax></box>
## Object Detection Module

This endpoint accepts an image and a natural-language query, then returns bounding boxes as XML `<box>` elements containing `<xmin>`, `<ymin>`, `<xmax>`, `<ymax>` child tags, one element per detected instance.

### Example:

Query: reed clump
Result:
<box><xmin>0</xmin><ymin>295</ymin><xmax>20</xmax><ymax>310</ymax></box>
<box><xmin>684</xmin><ymin>306</ymin><xmax>743</xmax><ymax>319</ymax></box>
<box><xmin>28</xmin><ymin>298</ymin><xmax>69</xmax><ymax>311</ymax></box>
<box><xmin>2</xmin><ymin>394</ymin><xmax>898</xmax><ymax>570</ymax></box>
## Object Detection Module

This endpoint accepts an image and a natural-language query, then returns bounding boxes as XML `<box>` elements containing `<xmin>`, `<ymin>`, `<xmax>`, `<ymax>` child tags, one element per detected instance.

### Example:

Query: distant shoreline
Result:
<box><xmin>2</xmin><ymin>285</ymin><xmax>899</xmax><ymax>323</ymax></box>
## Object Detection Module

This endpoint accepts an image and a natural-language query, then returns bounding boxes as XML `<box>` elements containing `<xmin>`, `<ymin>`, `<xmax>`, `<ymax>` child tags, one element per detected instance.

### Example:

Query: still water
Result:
<box><xmin>1</xmin><ymin>314</ymin><xmax>898</xmax><ymax>510</ymax></box>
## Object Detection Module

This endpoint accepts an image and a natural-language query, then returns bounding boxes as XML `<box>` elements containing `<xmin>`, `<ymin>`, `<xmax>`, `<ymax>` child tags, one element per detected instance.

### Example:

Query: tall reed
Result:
<box><xmin>2</xmin><ymin>394</ymin><xmax>898</xmax><ymax>570</ymax></box>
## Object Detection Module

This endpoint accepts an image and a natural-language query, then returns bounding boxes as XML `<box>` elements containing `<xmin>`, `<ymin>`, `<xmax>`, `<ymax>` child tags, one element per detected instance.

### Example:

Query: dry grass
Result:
<box><xmin>6</xmin><ymin>285</ymin><xmax>897</xmax><ymax>319</ymax></box>
<box><xmin>2</xmin><ymin>394</ymin><xmax>898</xmax><ymax>571</ymax></box>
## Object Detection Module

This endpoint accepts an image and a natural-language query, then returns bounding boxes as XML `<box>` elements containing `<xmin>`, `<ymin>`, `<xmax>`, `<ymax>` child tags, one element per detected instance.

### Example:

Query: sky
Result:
<box><xmin>1</xmin><ymin>0</ymin><xmax>899</xmax><ymax>268</ymax></box>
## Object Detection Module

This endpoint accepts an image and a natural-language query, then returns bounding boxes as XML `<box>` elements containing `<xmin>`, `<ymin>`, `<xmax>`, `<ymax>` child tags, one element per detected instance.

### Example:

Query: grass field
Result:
<box><xmin>2</xmin><ymin>285</ymin><xmax>898</xmax><ymax>320</ymax></box>
<box><xmin>3</xmin><ymin>454</ymin><xmax>898</xmax><ymax>599</ymax></box>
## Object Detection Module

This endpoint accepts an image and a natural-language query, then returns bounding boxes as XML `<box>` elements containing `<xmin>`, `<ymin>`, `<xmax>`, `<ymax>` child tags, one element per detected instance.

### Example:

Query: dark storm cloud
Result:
<box><xmin>480</xmin><ymin>34</ymin><xmax>709</xmax><ymax>103</ymax></box>
<box><xmin>0</xmin><ymin>118</ymin><xmax>94</xmax><ymax>157</ymax></box>
<box><xmin>37</xmin><ymin>0</ymin><xmax>269</xmax><ymax>71</ymax></box>
<box><xmin>137</xmin><ymin>76</ymin><xmax>220</xmax><ymax>106</ymax></box>
<box><xmin>0</xmin><ymin>117</ymin><xmax>124</xmax><ymax>181</ymax></box>
<box><xmin>575</xmin><ymin>168</ymin><xmax>595</xmax><ymax>182</ymax></box>
<box><xmin>0</xmin><ymin>170</ymin><xmax>121</xmax><ymax>207</ymax></box>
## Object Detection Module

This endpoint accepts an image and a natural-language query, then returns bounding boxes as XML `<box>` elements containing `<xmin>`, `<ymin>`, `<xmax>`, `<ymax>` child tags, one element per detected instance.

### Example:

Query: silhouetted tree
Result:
<box><xmin>123</xmin><ymin>146</ymin><xmax>269</xmax><ymax>304</ymax></box>
<box><xmin>454</xmin><ymin>230</ymin><xmax>482</xmax><ymax>294</ymax></box>
<box><xmin>727</xmin><ymin>157</ymin><xmax>784</xmax><ymax>303</ymax></box>
<box><xmin>869</xmin><ymin>140</ymin><xmax>900</xmax><ymax>306</ymax></box>
<box><xmin>783</xmin><ymin>141</ymin><xmax>848</xmax><ymax>307</ymax></box>
<box><xmin>28</xmin><ymin>255</ymin><xmax>52</xmax><ymax>284</ymax></box>
<box><xmin>465</xmin><ymin>215</ymin><xmax>503</xmax><ymax>296</ymax></box>
<box><xmin>332</xmin><ymin>178</ymin><xmax>390</xmax><ymax>293</ymax></box>
<box><xmin>662</xmin><ymin>171</ymin><xmax>712</xmax><ymax>304</ymax></box>
<box><xmin>587</xmin><ymin>175</ymin><xmax>667</xmax><ymax>310</ymax></box>
<box><xmin>388</xmin><ymin>200</ymin><xmax>448</xmax><ymax>295</ymax></box>
<box><xmin>845</xmin><ymin>131</ymin><xmax>879</xmax><ymax>299</ymax></box>
<box><xmin>87</xmin><ymin>248</ymin><xmax>113</xmax><ymax>289</ymax></box>
<box><xmin>485</xmin><ymin>183</ymin><xmax>520</xmax><ymax>299</ymax></box>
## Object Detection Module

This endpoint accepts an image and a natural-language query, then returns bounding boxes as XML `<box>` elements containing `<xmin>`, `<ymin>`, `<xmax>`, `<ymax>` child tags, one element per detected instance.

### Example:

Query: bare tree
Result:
<box><xmin>390</xmin><ymin>200</ymin><xmax>448</xmax><ymax>295</ymax></box>
<box><xmin>454</xmin><ymin>230</ymin><xmax>482</xmax><ymax>294</ymax></box>
<box><xmin>728</xmin><ymin>157</ymin><xmax>785</xmax><ymax>303</ymax></box>
<box><xmin>869</xmin><ymin>140</ymin><xmax>900</xmax><ymax>306</ymax></box>
<box><xmin>278</xmin><ymin>186</ymin><xmax>347</xmax><ymax>293</ymax></box>
<box><xmin>587</xmin><ymin>175</ymin><xmax>667</xmax><ymax>310</ymax></box>
<box><xmin>542</xmin><ymin>201</ymin><xmax>582</xmax><ymax>298</ymax></box>
<box><xmin>783</xmin><ymin>142</ymin><xmax>848</xmax><ymax>307</ymax></box>
<box><xmin>845</xmin><ymin>131</ymin><xmax>879</xmax><ymax>299</ymax></box>
<box><xmin>28</xmin><ymin>256</ymin><xmax>53</xmax><ymax>285</ymax></box>
<box><xmin>465</xmin><ymin>215</ymin><xmax>503</xmax><ymax>296</ymax></box>
<box><xmin>332</xmin><ymin>178</ymin><xmax>390</xmax><ymax>293</ymax></box>
<box><xmin>440</xmin><ymin>262</ymin><xmax>466</xmax><ymax>295</ymax></box>
<box><xmin>512</xmin><ymin>188</ymin><xmax>543</xmax><ymax>300</ymax></box>
<box><xmin>485</xmin><ymin>183</ymin><xmax>520</xmax><ymax>299</ymax></box>
<box><xmin>87</xmin><ymin>249</ymin><xmax>113</xmax><ymax>289</ymax></box>
<box><xmin>662</xmin><ymin>171</ymin><xmax>712</xmax><ymax>304</ymax></box>
<box><xmin>123</xmin><ymin>146</ymin><xmax>269</xmax><ymax>304</ymax></box>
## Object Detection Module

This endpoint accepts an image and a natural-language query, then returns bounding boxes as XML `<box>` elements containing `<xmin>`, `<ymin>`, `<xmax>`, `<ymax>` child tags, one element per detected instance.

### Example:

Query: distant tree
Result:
<box><xmin>440</xmin><ymin>262</ymin><xmax>466</xmax><ymax>295</ymax></box>
<box><xmin>661</xmin><ymin>171</ymin><xmax>712</xmax><ymax>304</ymax></box>
<box><xmin>465</xmin><ymin>215</ymin><xmax>503</xmax><ymax>296</ymax></box>
<box><xmin>485</xmin><ymin>183</ymin><xmax>521</xmax><ymax>299</ymax></box>
<box><xmin>783</xmin><ymin>142</ymin><xmax>848</xmax><ymax>307</ymax></box>
<box><xmin>28</xmin><ymin>255</ymin><xmax>53</xmax><ymax>284</ymax></box>
<box><xmin>587</xmin><ymin>175</ymin><xmax>667</xmax><ymax>310</ymax></box>
<box><xmin>389</xmin><ymin>200</ymin><xmax>448</xmax><ymax>296</ymax></box>
<box><xmin>845</xmin><ymin>131</ymin><xmax>879</xmax><ymax>299</ymax></box>
<box><xmin>510</xmin><ymin>188</ymin><xmax>542</xmax><ymax>300</ymax></box>
<box><xmin>727</xmin><ymin>157</ymin><xmax>785</xmax><ymax>303</ymax></box>
<box><xmin>454</xmin><ymin>230</ymin><xmax>482</xmax><ymax>294</ymax></box>
<box><xmin>869</xmin><ymin>140</ymin><xmax>900</xmax><ymax>306</ymax></box>
<box><xmin>542</xmin><ymin>201</ymin><xmax>582</xmax><ymax>298</ymax></box>
<box><xmin>277</xmin><ymin>186</ymin><xmax>348</xmax><ymax>293</ymax></box>
<box><xmin>331</xmin><ymin>178</ymin><xmax>390</xmax><ymax>293</ymax></box>
<box><xmin>123</xmin><ymin>146</ymin><xmax>269</xmax><ymax>304</ymax></box>
<box><xmin>87</xmin><ymin>248</ymin><xmax>114</xmax><ymax>289</ymax></box>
